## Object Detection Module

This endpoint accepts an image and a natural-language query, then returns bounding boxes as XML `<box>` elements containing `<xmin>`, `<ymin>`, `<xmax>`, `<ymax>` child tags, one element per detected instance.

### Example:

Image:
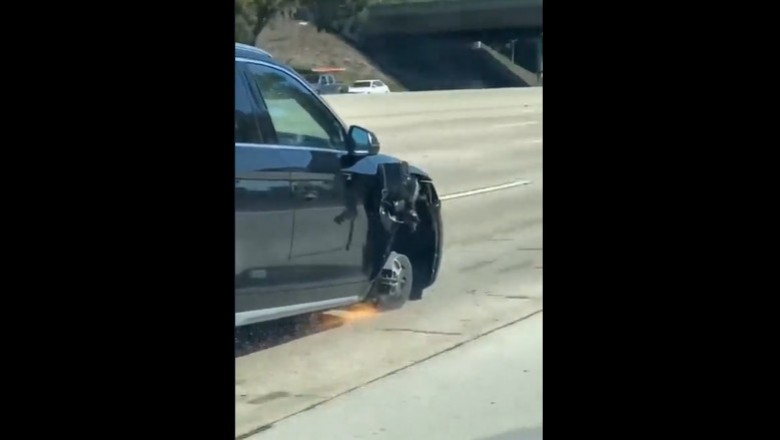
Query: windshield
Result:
<box><xmin>351</xmin><ymin>81</ymin><xmax>371</xmax><ymax>87</ymax></box>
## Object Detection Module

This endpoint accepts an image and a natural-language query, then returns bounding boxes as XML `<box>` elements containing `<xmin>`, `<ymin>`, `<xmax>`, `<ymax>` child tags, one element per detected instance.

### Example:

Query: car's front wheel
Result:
<box><xmin>367</xmin><ymin>252</ymin><xmax>413</xmax><ymax>311</ymax></box>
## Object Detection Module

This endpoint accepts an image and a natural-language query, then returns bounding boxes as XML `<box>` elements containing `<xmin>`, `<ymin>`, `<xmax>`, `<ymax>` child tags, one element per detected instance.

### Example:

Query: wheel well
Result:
<box><xmin>392</xmin><ymin>219</ymin><xmax>435</xmax><ymax>300</ymax></box>
<box><xmin>389</xmin><ymin>181</ymin><xmax>437</xmax><ymax>300</ymax></box>
<box><xmin>362</xmin><ymin>177</ymin><xmax>438</xmax><ymax>301</ymax></box>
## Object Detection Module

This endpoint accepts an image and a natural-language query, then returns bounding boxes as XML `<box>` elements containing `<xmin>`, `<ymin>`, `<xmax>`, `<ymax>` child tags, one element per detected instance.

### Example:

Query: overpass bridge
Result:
<box><xmin>362</xmin><ymin>0</ymin><xmax>542</xmax><ymax>36</ymax></box>
<box><xmin>341</xmin><ymin>0</ymin><xmax>543</xmax><ymax>90</ymax></box>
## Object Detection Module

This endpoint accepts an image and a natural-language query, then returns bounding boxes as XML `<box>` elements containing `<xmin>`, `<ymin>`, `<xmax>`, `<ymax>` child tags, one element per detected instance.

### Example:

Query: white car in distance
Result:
<box><xmin>347</xmin><ymin>80</ymin><xmax>391</xmax><ymax>94</ymax></box>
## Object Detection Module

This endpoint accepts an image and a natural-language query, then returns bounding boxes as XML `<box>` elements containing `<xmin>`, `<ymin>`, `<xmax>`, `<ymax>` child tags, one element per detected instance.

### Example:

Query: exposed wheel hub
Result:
<box><xmin>374</xmin><ymin>251</ymin><xmax>412</xmax><ymax>299</ymax></box>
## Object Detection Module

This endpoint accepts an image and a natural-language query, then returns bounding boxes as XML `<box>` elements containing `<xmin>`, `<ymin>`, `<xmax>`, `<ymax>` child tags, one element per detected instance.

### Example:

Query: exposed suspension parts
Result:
<box><xmin>377</xmin><ymin>161</ymin><xmax>421</xmax><ymax>234</ymax></box>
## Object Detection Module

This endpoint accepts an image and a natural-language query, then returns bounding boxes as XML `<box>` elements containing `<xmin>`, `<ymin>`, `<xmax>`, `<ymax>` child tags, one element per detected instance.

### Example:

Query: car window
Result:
<box><xmin>235</xmin><ymin>67</ymin><xmax>264</xmax><ymax>144</ymax></box>
<box><xmin>246</xmin><ymin>64</ymin><xmax>346</xmax><ymax>150</ymax></box>
<box><xmin>353</xmin><ymin>81</ymin><xmax>371</xmax><ymax>87</ymax></box>
<box><xmin>374</xmin><ymin>80</ymin><xmax>385</xmax><ymax>87</ymax></box>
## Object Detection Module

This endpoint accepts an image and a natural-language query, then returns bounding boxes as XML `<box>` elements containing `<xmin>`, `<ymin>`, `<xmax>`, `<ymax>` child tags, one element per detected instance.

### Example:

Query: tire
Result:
<box><xmin>408</xmin><ymin>257</ymin><xmax>430</xmax><ymax>301</ymax></box>
<box><xmin>369</xmin><ymin>253</ymin><xmax>413</xmax><ymax>311</ymax></box>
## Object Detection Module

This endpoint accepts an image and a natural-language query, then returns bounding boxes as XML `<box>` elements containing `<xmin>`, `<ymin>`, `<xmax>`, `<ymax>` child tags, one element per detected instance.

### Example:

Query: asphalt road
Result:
<box><xmin>236</xmin><ymin>88</ymin><xmax>543</xmax><ymax>439</ymax></box>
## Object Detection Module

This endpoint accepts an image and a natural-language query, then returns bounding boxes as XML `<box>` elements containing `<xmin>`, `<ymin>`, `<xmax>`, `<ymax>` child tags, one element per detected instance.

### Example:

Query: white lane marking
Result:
<box><xmin>440</xmin><ymin>179</ymin><xmax>532</xmax><ymax>201</ymax></box>
<box><xmin>516</xmin><ymin>138</ymin><xmax>543</xmax><ymax>144</ymax></box>
<box><xmin>492</xmin><ymin>121</ymin><xmax>539</xmax><ymax>129</ymax></box>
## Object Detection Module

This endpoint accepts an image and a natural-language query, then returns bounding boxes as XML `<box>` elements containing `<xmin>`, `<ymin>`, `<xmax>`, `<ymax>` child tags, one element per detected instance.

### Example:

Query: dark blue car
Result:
<box><xmin>235</xmin><ymin>43</ymin><xmax>443</xmax><ymax>326</ymax></box>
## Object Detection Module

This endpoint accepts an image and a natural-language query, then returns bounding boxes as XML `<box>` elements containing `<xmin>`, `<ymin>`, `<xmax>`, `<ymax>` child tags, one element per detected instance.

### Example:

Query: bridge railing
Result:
<box><xmin>372</xmin><ymin>0</ymin><xmax>542</xmax><ymax>15</ymax></box>
<box><xmin>362</xmin><ymin>0</ymin><xmax>542</xmax><ymax>35</ymax></box>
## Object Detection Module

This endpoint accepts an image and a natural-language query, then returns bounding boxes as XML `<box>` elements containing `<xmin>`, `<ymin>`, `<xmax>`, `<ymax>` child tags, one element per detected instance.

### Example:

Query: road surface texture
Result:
<box><xmin>250</xmin><ymin>313</ymin><xmax>542</xmax><ymax>440</ymax></box>
<box><xmin>236</xmin><ymin>88</ymin><xmax>542</xmax><ymax>439</ymax></box>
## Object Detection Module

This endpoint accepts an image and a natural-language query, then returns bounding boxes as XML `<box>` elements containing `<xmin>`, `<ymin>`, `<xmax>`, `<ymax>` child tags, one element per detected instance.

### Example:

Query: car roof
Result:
<box><xmin>235</xmin><ymin>43</ymin><xmax>273</xmax><ymax>62</ymax></box>
<box><xmin>235</xmin><ymin>43</ymin><xmax>320</xmax><ymax>89</ymax></box>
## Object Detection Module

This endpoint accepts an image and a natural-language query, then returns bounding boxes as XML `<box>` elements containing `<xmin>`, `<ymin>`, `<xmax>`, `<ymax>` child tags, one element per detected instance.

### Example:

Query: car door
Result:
<box><xmin>234</xmin><ymin>63</ymin><xmax>298</xmax><ymax>325</ymax></box>
<box><xmin>243</xmin><ymin>61</ymin><xmax>372</xmax><ymax>303</ymax></box>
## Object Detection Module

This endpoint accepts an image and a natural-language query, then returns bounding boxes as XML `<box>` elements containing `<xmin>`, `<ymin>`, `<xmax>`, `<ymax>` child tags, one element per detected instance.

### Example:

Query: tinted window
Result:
<box><xmin>235</xmin><ymin>68</ymin><xmax>264</xmax><ymax>144</ymax></box>
<box><xmin>353</xmin><ymin>81</ymin><xmax>371</xmax><ymax>87</ymax></box>
<box><xmin>246</xmin><ymin>64</ymin><xmax>346</xmax><ymax>150</ymax></box>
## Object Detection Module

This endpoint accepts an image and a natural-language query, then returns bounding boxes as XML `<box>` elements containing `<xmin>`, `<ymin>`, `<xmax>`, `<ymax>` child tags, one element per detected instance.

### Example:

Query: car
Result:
<box><xmin>235</xmin><ymin>43</ymin><xmax>443</xmax><ymax>327</ymax></box>
<box><xmin>347</xmin><ymin>79</ymin><xmax>391</xmax><ymax>94</ymax></box>
<box><xmin>302</xmin><ymin>72</ymin><xmax>347</xmax><ymax>95</ymax></box>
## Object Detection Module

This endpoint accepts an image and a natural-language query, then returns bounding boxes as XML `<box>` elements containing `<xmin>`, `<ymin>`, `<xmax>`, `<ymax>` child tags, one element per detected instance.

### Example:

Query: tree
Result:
<box><xmin>235</xmin><ymin>0</ymin><xmax>371</xmax><ymax>44</ymax></box>
<box><xmin>235</xmin><ymin>0</ymin><xmax>301</xmax><ymax>44</ymax></box>
<box><xmin>300</xmin><ymin>0</ymin><xmax>371</xmax><ymax>32</ymax></box>
<box><xmin>235</xmin><ymin>0</ymin><xmax>259</xmax><ymax>44</ymax></box>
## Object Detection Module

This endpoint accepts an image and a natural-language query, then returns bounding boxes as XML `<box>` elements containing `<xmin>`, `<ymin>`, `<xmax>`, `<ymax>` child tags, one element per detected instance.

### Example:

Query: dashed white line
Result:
<box><xmin>492</xmin><ymin>121</ymin><xmax>539</xmax><ymax>129</ymax></box>
<box><xmin>516</xmin><ymin>138</ymin><xmax>543</xmax><ymax>145</ymax></box>
<box><xmin>440</xmin><ymin>179</ymin><xmax>532</xmax><ymax>201</ymax></box>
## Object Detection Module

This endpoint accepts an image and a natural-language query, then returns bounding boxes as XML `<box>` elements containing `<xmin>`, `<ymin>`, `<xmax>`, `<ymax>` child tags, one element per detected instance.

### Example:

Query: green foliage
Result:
<box><xmin>236</xmin><ymin>0</ymin><xmax>374</xmax><ymax>43</ymax></box>
<box><xmin>235</xmin><ymin>0</ymin><xmax>258</xmax><ymax>44</ymax></box>
<box><xmin>235</xmin><ymin>0</ymin><xmax>300</xmax><ymax>44</ymax></box>
<box><xmin>301</xmin><ymin>0</ymin><xmax>371</xmax><ymax>32</ymax></box>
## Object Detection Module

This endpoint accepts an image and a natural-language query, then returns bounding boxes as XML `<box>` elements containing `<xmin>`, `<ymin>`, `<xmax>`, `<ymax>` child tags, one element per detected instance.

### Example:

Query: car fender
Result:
<box><xmin>344</xmin><ymin>153</ymin><xmax>431</xmax><ymax>181</ymax></box>
<box><xmin>344</xmin><ymin>153</ymin><xmax>441</xmax><ymax>296</ymax></box>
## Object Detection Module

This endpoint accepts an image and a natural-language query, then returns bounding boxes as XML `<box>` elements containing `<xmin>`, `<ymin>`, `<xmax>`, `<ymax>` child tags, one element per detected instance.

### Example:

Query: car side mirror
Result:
<box><xmin>348</xmin><ymin>125</ymin><xmax>380</xmax><ymax>155</ymax></box>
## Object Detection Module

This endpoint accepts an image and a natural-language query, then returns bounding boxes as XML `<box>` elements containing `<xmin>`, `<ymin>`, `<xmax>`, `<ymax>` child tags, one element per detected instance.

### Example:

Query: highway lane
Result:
<box><xmin>236</xmin><ymin>88</ymin><xmax>542</xmax><ymax>438</ymax></box>
<box><xmin>328</xmin><ymin>88</ymin><xmax>542</xmax><ymax>195</ymax></box>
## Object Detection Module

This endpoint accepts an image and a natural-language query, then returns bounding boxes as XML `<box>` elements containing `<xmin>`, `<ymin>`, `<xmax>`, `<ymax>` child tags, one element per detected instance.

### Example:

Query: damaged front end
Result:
<box><xmin>365</xmin><ymin>162</ymin><xmax>442</xmax><ymax>306</ymax></box>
